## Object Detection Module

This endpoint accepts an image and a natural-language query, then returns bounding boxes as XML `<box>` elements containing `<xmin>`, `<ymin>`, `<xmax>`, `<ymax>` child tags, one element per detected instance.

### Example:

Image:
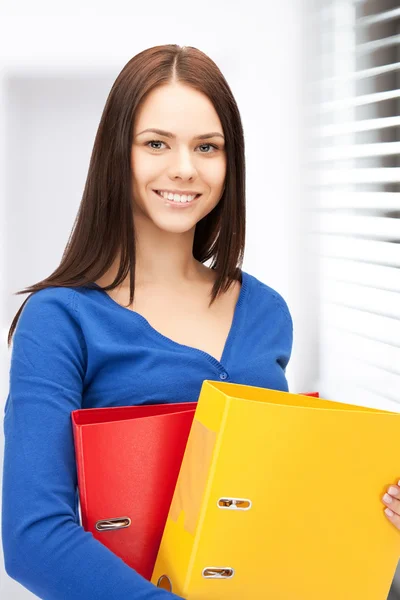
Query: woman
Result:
<box><xmin>2</xmin><ymin>44</ymin><xmax>398</xmax><ymax>600</ymax></box>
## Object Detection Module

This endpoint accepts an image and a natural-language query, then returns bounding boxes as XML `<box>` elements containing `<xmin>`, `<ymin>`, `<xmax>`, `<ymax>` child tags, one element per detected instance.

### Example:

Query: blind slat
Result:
<box><xmin>318</xmin><ymin>116</ymin><xmax>400</xmax><ymax>136</ymax></box>
<box><xmin>321</xmin><ymin>353</ymin><xmax>400</xmax><ymax>403</ymax></box>
<box><xmin>321</xmin><ymin>280</ymin><xmax>400</xmax><ymax>319</ymax></box>
<box><xmin>317</xmin><ymin>168</ymin><xmax>400</xmax><ymax>184</ymax></box>
<box><xmin>317</xmin><ymin>192</ymin><xmax>400</xmax><ymax>210</ymax></box>
<box><xmin>320</xmin><ymin>258</ymin><xmax>400</xmax><ymax>292</ymax></box>
<box><xmin>318</xmin><ymin>61</ymin><xmax>400</xmax><ymax>85</ymax></box>
<box><xmin>318</xmin><ymin>89</ymin><xmax>400</xmax><ymax>112</ymax></box>
<box><xmin>317</xmin><ymin>142</ymin><xmax>400</xmax><ymax>160</ymax></box>
<box><xmin>357</xmin><ymin>33</ymin><xmax>400</xmax><ymax>53</ymax></box>
<box><xmin>317</xmin><ymin>214</ymin><xmax>400</xmax><ymax>239</ymax></box>
<box><xmin>356</xmin><ymin>7</ymin><xmax>400</xmax><ymax>27</ymax></box>
<box><xmin>318</xmin><ymin>237</ymin><xmax>400</xmax><ymax>267</ymax></box>
<box><xmin>317</xmin><ymin>379</ymin><xmax>400</xmax><ymax>412</ymax></box>
<box><xmin>322</xmin><ymin>327</ymin><xmax>400</xmax><ymax>376</ymax></box>
<box><xmin>322</xmin><ymin>303</ymin><xmax>400</xmax><ymax>347</ymax></box>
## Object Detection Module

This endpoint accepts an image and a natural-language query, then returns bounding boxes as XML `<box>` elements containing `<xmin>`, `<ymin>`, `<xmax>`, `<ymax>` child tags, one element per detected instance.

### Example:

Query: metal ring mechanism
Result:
<box><xmin>202</xmin><ymin>567</ymin><xmax>235</xmax><ymax>579</ymax></box>
<box><xmin>217</xmin><ymin>497</ymin><xmax>252</xmax><ymax>510</ymax></box>
<box><xmin>157</xmin><ymin>574</ymin><xmax>172</xmax><ymax>592</ymax></box>
<box><xmin>95</xmin><ymin>517</ymin><xmax>131</xmax><ymax>531</ymax></box>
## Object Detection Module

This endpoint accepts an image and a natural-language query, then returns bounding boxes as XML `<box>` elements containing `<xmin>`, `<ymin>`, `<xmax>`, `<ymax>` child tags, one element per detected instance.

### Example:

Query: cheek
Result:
<box><xmin>198</xmin><ymin>160</ymin><xmax>226</xmax><ymax>191</ymax></box>
<box><xmin>131</xmin><ymin>149</ymin><xmax>161</xmax><ymax>181</ymax></box>
<box><xmin>203</xmin><ymin>156</ymin><xmax>226</xmax><ymax>187</ymax></box>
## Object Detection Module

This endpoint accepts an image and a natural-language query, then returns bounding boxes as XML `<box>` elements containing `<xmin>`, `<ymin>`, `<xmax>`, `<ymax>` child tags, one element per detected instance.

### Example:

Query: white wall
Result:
<box><xmin>0</xmin><ymin>2</ymin><xmax>315</xmax><ymax>597</ymax></box>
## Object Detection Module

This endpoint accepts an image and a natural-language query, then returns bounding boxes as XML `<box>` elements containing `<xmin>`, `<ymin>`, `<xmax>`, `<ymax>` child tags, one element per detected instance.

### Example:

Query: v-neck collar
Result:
<box><xmin>90</xmin><ymin>270</ymin><xmax>250</xmax><ymax>368</ymax></box>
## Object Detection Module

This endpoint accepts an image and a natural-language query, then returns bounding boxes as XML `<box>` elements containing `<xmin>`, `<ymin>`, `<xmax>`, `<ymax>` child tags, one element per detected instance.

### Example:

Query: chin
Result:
<box><xmin>154</xmin><ymin>221</ymin><xmax>197</xmax><ymax>234</ymax></box>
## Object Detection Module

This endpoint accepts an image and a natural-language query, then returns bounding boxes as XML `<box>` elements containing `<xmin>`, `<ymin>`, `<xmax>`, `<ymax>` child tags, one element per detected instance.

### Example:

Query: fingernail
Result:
<box><xmin>389</xmin><ymin>486</ymin><xmax>398</xmax><ymax>496</ymax></box>
<box><xmin>385</xmin><ymin>508</ymin><xmax>394</xmax><ymax>517</ymax></box>
<box><xmin>383</xmin><ymin>493</ymin><xmax>392</xmax><ymax>503</ymax></box>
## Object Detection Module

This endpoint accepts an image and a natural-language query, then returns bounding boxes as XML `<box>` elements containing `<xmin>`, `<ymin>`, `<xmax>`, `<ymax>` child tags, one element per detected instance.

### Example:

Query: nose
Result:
<box><xmin>168</xmin><ymin>147</ymin><xmax>198</xmax><ymax>181</ymax></box>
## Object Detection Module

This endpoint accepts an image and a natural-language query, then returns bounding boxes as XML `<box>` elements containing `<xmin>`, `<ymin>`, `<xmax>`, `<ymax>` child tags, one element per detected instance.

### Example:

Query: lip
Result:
<box><xmin>153</xmin><ymin>189</ymin><xmax>201</xmax><ymax>208</ymax></box>
<box><xmin>154</xmin><ymin>189</ymin><xmax>201</xmax><ymax>196</ymax></box>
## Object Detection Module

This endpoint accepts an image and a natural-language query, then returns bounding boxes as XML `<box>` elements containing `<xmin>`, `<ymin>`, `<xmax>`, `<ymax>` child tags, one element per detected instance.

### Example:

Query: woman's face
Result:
<box><xmin>131</xmin><ymin>82</ymin><xmax>227</xmax><ymax>234</ymax></box>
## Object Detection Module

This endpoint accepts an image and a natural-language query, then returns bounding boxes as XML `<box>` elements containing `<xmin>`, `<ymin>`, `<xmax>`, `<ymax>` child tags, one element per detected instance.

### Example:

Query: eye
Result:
<box><xmin>146</xmin><ymin>140</ymin><xmax>166</xmax><ymax>151</ymax></box>
<box><xmin>198</xmin><ymin>143</ymin><xmax>219</xmax><ymax>153</ymax></box>
<box><xmin>145</xmin><ymin>140</ymin><xmax>219</xmax><ymax>154</ymax></box>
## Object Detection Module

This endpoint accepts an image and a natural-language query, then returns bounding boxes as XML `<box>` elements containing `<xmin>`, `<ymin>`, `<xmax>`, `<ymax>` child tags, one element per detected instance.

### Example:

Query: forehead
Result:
<box><xmin>134</xmin><ymin>83</ymin><xmax>222</xmax><ymax>135</ymax></box>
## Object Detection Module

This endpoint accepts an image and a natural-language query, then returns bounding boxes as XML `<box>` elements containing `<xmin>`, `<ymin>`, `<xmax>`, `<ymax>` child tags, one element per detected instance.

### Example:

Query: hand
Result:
<box><xmin>382</xmin><ymin>482</ymin><xmax>400</xmax><ymax>530</ymax></box>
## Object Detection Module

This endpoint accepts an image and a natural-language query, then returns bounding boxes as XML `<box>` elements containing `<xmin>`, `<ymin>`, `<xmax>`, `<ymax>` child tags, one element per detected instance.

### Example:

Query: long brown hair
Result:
<box><xmin>7</xmin><ymin>44</ymin><xmax>246</xmax><ymax>348</ymax></box>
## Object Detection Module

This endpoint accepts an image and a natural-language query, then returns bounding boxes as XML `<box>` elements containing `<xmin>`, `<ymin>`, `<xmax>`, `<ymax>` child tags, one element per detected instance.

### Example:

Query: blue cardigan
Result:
<box><xmin>2</xmin><ymin>270</ymin><xmax>292</xmax><ymax>599</ymax></box>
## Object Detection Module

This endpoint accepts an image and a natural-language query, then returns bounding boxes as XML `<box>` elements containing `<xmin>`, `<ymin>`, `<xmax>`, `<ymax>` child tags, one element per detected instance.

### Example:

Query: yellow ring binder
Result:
<box><xmin>152</xmin><ymin>380</ymin><xmax>400</xmax><ymax>599</ymax></box>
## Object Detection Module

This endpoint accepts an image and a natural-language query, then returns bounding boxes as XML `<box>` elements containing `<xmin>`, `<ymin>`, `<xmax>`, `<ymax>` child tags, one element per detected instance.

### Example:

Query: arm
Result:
<box><xmin>273</xmin><ymin>292</ymin><xmax>293</xmax><ymax>381</ymax></box>
<box><xmin>2</xmin><ymin>288</ymin><xmax>183</xmax><ymax>600</ymax></box>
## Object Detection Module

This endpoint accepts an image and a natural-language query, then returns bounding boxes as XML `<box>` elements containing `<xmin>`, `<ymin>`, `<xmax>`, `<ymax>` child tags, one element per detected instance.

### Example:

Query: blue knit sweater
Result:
<box><xmin>2</xmin><ymin>270</ymin><xmax>292</xmax><ymax>599</ymax></box>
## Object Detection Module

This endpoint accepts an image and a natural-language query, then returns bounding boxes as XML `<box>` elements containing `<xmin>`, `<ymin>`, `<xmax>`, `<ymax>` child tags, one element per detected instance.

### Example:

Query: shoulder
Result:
<box><xmin>15</xmin><ymin>286</ymin><xmax>83</xmax><ymax>341</ymax></box>
<box><xmin>19</xmin><ymin>285</ymin><xmax>79</xmax><ymax>319</ymax></box>
<box><xmin>243</xmin><ymin>271</ymin><xmax>292</xmax><ymax>327</ymax></box>
<box><xmin>8</xmin><ymin>287</ymin><xmax>87</xmax><ymax>404</ymax></box>
<box><xmin>10</xmin><ymin>286</ymin><xmax>87</xmax><ymax>377</ymax></box>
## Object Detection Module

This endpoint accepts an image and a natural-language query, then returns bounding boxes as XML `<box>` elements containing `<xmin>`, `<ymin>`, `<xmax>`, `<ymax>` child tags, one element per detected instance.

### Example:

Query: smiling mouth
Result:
<box><xmin>153</xmin><ymin>190</ymin><xmax>201</xmax><ymax>204</ymax></box>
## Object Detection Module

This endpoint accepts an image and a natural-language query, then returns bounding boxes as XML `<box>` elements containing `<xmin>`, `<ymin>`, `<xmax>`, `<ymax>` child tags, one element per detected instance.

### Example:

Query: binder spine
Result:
<box><xmin>72</xmin><ymin>421</ymin><xmax>89</xmax><ymax>530</ymax></box>
<box><xmin>183</xmin><ymin>401</ymin><xmax>230</xmax><ymax>594</ymax></box>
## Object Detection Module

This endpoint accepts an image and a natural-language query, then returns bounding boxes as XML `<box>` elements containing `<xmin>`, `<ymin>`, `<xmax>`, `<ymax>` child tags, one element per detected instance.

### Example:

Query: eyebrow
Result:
<box><xmin>136</xmin><ymin>128</ymin><xmax>225</xmax><ymax>141</ymax></box>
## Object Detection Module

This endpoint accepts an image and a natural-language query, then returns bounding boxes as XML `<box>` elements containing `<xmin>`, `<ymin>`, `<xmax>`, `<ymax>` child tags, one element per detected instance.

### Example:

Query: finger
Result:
<box><xmin>384</xmin><ymin>506</ymin><xmax>400</xmax><ymax>530</ymax></box>
<box><xmin>382</xmin><ymin>484</ymin><xmax>400</xmax><ymax>518</ymax></box>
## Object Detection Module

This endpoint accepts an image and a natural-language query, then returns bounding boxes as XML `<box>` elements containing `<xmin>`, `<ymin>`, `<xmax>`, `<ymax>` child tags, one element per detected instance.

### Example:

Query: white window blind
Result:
<box><xmin>308</xmin><ymin>0</ymin><xmax>400</xmax><ymax>413</ymax></box>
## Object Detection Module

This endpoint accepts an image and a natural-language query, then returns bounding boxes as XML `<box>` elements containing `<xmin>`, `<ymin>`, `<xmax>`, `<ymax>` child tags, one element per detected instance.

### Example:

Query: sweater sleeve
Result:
<box><xmin>279</xmin><ymin>296</ymin><xmax>293</xmax><ymax>377</ymax></box>
<box><xmin>270</xmin><ymin>290</ymin><xmax>293</xmax><ymax>378</ymax></box>
<box><xmin>1</xmin><ymin>288</ymin><xmax>183</xmax><ymax>600</ymax></box>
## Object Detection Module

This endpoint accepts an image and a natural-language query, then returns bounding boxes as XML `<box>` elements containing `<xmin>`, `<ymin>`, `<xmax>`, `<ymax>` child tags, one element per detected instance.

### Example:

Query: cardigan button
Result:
<box><xmin>219</xmin><ymin>372</ymin><xmax>228</xmax><ymax>380</ymax></box>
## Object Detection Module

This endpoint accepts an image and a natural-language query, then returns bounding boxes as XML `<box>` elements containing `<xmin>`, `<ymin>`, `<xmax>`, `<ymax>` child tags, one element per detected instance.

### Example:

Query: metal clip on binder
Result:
<box><xmin>95</xmin><ymin>517</ymin><xmax>131</xmax><ymax>531</ymax></box>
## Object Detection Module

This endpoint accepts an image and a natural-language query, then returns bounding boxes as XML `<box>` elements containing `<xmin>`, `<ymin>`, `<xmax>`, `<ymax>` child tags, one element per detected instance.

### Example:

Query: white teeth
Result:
<box><xmin>156</xmin><ymin>190</ymin><xmax>197</xmax><ymax>203</ymax></box>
